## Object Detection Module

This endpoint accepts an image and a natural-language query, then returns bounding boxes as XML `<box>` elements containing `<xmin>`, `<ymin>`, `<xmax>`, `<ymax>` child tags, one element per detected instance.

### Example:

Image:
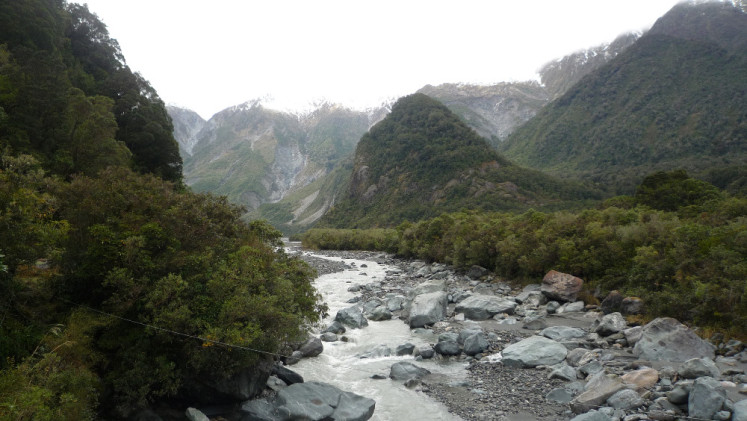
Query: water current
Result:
<box><xmin>290</xmin><ymin>250</ymin><xmax>465</xmax><ymax>421</ymax></box>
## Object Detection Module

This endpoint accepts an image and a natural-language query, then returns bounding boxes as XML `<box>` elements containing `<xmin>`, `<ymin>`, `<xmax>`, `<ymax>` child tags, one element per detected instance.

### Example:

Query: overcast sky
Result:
<box><xmin>81</xmin><ymin>0</ymin><xmax>685</xmax><ymax>119</ymax></box>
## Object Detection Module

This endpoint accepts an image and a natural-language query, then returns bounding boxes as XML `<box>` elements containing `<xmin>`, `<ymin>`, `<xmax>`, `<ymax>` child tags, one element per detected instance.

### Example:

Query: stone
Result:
<box><xmin>523</xmin><ymin>316</ymin><xmax>548</xmax><ymax>330</ymax></box>
<box><xmin>411</xmin><ymin>279</ymin><xmax>446</xmax><ymax>296</ymax></box>
<box><xmin>466</xmin><ymin>265</ymin><xmax>490</xmax><ymax>279</ymax></box>
<box><xmin>600</xmin><ymin>291</ymin><xmax>623</xmax><ymax>314</ymax></box>
<box><xmin>274</xmin><ymin>382</ymin><xmax>375</xmax><ymax>421</ymax></box>
<box><xmin>542</xmin><ymin>326</ymin><xmax>587</xmax><ymax>342</ymax></box>
<box><xmin>688</xmin><ymin>376</ymin><xmax>727</xmax><ymax>420</ymax></box>
<box><xmin>331</xmin><ymin>391</ymin><xmax>377</xmax><ymax>421</ymax></box>
<box><xmin>733</xmin><ymin>399</ymin><xmax>747</xmax><ymax>421</ymax></box>
<box><xmin>408</xmin><ymin>291</ymin><xmax>448</xmax><ymax>328</ymax></box>
<box><xmin>298</xmin><ymin>337</ymin><xmax>323</xmax><ymax>358</ymax></box>
<box><xmin>558</xmin><ymin>301</ymin><xmax>586</xmax><ymax>313</ymax></box>
<box><xmin>455</xmin><ymin>294</ymin><xmax>517</xmax><ymax>320</ymax></box>
<box><xmin>502</xmin><ymin>335</ymin><xmax>568</xmax><ymax>368</ymax></box>
<box><xmin>569</xmin><ymin>410</ymin><xmax>612</xmax><ymax>421</ymax></box>
<box><xmin>389</xmin><ymin>361</ymin><xmax>431</xmax><ymax>382</ymax></box>
<box><xmin>434</xmin><ymin>340</ymin><xmax>461</xmax><ymax>356</ymax></box>
<box><xmin>386</xmin><ymin>296</ymin><xmax>405</xmax><ymax>312</ymax></box>
<box><xmin>285</xmin><ymin>351</ymin><xmax>303</xmax><ymax>366</ymax></box>
<box><xmin>593</xmin><ymin>312</ymin><xmax>627</xmax><ymax>336</ymax></box>
<box><xmin>266</xmin><ymin>375</ymin><xmax>287</xmax><ymax>392</ymax></box>
<box><xmin>239</xmin><ymin>398</ymin><xmax>282</xmax><ymax>421</ymax></box>
<box><xmin>359</xmin><ymin>344</ymin><xmax>392</xmax><ymax>359</ymax></box>
<box><xmin>678</xmin><ymin>357</ymin><xmax>720</xmax><ymax>379</ymax></box>
<box><xmin>320</xmin><ymin>332</ymin><xmax>338</xmax><ymax>342</ymax></box>
<box><xmin>579</xmin><ymin>360</ymin><xmax>604</xmax><ymax>377</ymax></box>
<box><xmin>566</xmin><ymin>348</ymin><xmax>590</xmax><ymax>367</ymax></box>
<box><xmin>621</xmin><ymin>367</ymin><xmax>658</xmax><ymax>390</ymax></box>
<box><xmin>550</xmin><ymin>362</ymin><xmax>578</xmax><ymax>381</ymax></box>
<box><xmin>546</xmin><ymin>301</ymin><xmax>561</xmax><ymax>314</ymax></box>
<box><xmin>458</xmin><ymin>327</ymin><xmax>483</xmax><ymax>344</ymax></box>
<box><xmin>415</xmin><ymin>345</ymin><xmax>435</xmax><ymax>359</ymax></box>
<box><xmin>621</xmin><ymin>297</ymin><xmax>644</xmax><ymax>315</ymax></box>
<box><xmin>667</xmin><ymin>381</ymin><xmax>692</xmax><ymax>404</ymax></box>
<box><xmin>570</xmin><ymin>372</ymin><xmax>625</xmax><ymax>414</ymax></box>
<box><xmin>272</xmin><ymin>364</ymin><xmax>304</xmax><ymax>385</ymax></box>
<box><xmin>395</xmin><ymin>343</ymin><xmax>416</xmax><ymax>356</ymax></box>
<box><xmin>463</xmin><ymin>333</ymin><xmax>489</xmax><ymax>356</ymax></box>
<box><xmin>541</xmin><ymin>270</ymin><xmax>583</xmax><ymax>302</ymax></box>
<box><xmin>185</xmin><ymin>408</ymin><xmax>209</xmax><ymax>421</ymax></box>
<box><xmin>606</xmin><ymin>389</ymin><xmax>644</xmax><ymax>410</ymax></box>
<box><xmin>368</xmin><ymin>306</ymin><xmax>392</xmax><ymax>321</ymax></box>
<box><xmin>324</xmin><ymin>321</ymin><xmax>346</xmax><ymax>335</ymax></box>
<box><xmin>633</xmin><ymin>317</ymin><xmax>716</xmax><ymax>361</ymax></box>
<box><xmin>547</xmin><ymin>387</ymin><xmax>574</xmax><ymax>404</ymax></box>
<box><xmin>335</xmin><ymin>306</ymin><xmax>369</xmax><ymax>329</ymax></box>
<box><xmin>622</xmin><ymin>326</ymin><xmax>642</xmax><ymax>346</ymax></box>
<box><xmin>648</xmin><ymin>397</ymin><xmax>684</xmax><ymax>421</ymax></box>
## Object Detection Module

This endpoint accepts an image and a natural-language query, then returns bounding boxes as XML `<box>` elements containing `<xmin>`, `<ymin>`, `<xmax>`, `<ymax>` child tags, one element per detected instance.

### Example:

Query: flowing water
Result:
<box><xmin>291</xmin><ymin>250</ymin><xmax>464</xmax><ymax>421</ymax></box>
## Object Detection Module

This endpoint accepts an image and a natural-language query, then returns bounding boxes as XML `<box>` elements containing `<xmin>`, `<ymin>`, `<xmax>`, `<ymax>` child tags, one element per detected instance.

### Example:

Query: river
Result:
<box><xmin>290</xmin><ymin>249</ymin><xmax>465</xmax><ymax>421</ymax></box>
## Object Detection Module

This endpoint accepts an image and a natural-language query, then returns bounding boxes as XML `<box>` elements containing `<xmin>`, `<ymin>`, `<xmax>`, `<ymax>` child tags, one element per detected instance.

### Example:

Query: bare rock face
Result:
<box><xmin>633</xmin><ymin>317</ymin><xmax>716</xmax><ymax>362</ymax></box>
<box><xmin>541</xmin><ymin>270</ymin><xmax>583</xmax><ymax>303</ymax></box>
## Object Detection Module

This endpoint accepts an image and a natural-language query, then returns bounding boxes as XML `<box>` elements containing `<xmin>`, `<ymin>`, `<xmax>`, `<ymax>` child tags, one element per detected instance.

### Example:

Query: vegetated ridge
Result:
<box><xmin>498</xmin><ymin>1</ymin><xmax>747</xmax><ymax>194</ymax></box>
<box><xmin>318</xmin><ymin>93</ymin><xmax>599</xmax><ymax>228</ymax></box>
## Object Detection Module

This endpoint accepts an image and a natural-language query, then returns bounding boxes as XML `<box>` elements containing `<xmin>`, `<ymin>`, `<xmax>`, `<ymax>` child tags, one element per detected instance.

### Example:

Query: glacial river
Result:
<box><xmin>290</xmin><ymin>249</ymin><xmax>465</xmax><ymax>421</ymax></box>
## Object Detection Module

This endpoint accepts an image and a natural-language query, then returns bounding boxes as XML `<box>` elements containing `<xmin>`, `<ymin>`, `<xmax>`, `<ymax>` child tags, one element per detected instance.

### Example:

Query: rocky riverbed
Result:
<box><xmin>295</xmin><ymin>247</ymin><xmax>747</xmax><ymax>421</ymax></box>
<box><xmin>224</xmin><ymin>246</ymin><xmax>747</xmax><ymax>421</ymax></box>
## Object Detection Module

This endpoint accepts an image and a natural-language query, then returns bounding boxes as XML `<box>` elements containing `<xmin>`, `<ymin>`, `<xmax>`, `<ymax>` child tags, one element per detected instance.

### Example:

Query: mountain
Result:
<box><xmin>318</xmin><ymin>93</ymin><xmax>599</xmax><ymax>228</ymax></box>
<box><xmin>418</xmin><ymin>33</ymin><xmax>639</xmax><ymax>145</ymax></box>
<box><xmin>167</xmin><ymin>105</ymin><xmax>206</xmax><ymax>156</ymax></box>
<box><xmin>170</xmin><ymin>101</ymin><xmax>387</xmax><ymax>232</ymax></box>
<box><xmin>498</xmin><ymin>1</ymin><xmax>747</xmax><ymax>193</ymax></box>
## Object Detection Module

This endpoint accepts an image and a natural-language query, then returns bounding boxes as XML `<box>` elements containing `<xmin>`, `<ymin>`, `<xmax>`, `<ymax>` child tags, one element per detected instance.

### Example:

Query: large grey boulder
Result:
<box><xmin>569</xmin><ymin>372</ymin><xmax>625</xmax><ymax>414</ymax></box>
<box><xmin>298</xmin><ymin>337</ymin><xmax>323</xmax><ymax>358</ymax></box>
<box><xmin>633</xmin><ymin>318</ymin><xmax>715</xmax><ymax>361</ymax></box>
<box><xmin>502</xmin><ymin>335</ymin><xmax>568</xmax><ymax>368</ymax></box>
<box><xmin>335</xmin><ymin>306</ymin><xmax>369</xmax><ymax>329</ymax></box>
<box><xmin>541</xmin><ymin>326</ymin><xmax>587</xmax><ymax>341</ymax></box>
<box><xmin>389</xmin><ymin>361</ymin><xmax>431</xmax><ymax>382</ymax></box>
<box><xmin>678</xmin><ymin>357</ymin><xmax>720</xmax><ymax>379</ymax></box>
<box><xmin>688</xmin><ymin>376</ymin><xmax>726</xmax><ymax>420</ymax></box>
<box><xmin>272</xmin><ymin>364</ymin><xmax>304</xmax><ymax>385</ymax></box>
<box><xmin>240</xmin><ymin>398</ymin><xmax>282</xmax><ymax>421</ymax></box>
<box><xmin>434</xmin><ymin>339</ymin><xmax>461</xmax><ymax>356</ymax></box>
<box><xmin>408</xmin><ymin>291</ymin><xmax>447</xmax><ymax>328</ymax></box>
<box><xmin>541</xmin><ymin>270</ymin><xmax>583</xmax><ymax>302</ymax></box>
<box><xmin>410</xmin><ymin>279</ymin><xmax>446</xmax><ymax>297</ymax></box>
<box><xmin>592</xmin><ymin>312</ymin><xmax>627</xmax><ymax>336</ymax></box>
<box><xmin>606</xmin><ymin>389</ymin><xmax>644</xmax><ymax>410</ymax></box>
<box><xmin>463</xmin><ymin>333</ymin><xmax>489</xmax><ymax>356</ymax></box>
<box><xmin>733</xmin><ymin>399</ymin><xmax>747</xmax><ymax>421</ymax></box>
<box><xmin>455</xmin><ymin>295</ymin><xmax>517</xmax><ymax>320</ymax></box>
<box><xmin>273</xmin><ymin>382</ymin><xmax>375</xmax><ymax>421</ymax></box>
<box><xmin>368</xmin><ymin>306</ymin><xmax>392</xmax><ymax>321</ymax></box>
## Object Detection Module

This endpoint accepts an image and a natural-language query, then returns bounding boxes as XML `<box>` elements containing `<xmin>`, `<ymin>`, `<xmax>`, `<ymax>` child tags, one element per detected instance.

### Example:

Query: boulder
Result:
<box><xmin>368</xmin><ymin>306</ymin><xmax>392</xmax><ymax>321</ymax></box>
<box><xmin>323</xmin><ymin>321</ymin><xmax>346</xmax><ymax>334</ymax></box>
<box><xmin>546</xmin><ymin>387</ymin><xmax>574</xmax><ymax>404</ymax></box>
<box><xmin>458</xmin><ymin>327</ymin><xmax>483</xmax><ymax>344</ymax></box>
<box><xmin>541</xmin><ymin>326</ymin><xmax>587</xmax><ymax>342</ymax></box>
<box><xmin>239</xmin><ymin>398</ymin><xmax>281</xmax><ymax>421</ymax></box>
<box><xmin>678</xmin><ymin>357</ymin><xmax>720</xmax><ymax>379</ymax></box>
<box><xmin>606</xmin><ymin>389</ymin><xmax>644</xmax><ymax>410</ymax></box>
<box><xmin>621</xmin><ymin>367</ymin><xmax>658</xmax><ymax>391</ymax></box>
<box><xmin>600</xmin><ymin>291</ymin><xmax>623</xmax><ymax>314</ymax></box>
<box><xmin>633</xmin><ymin>318</ymin><xmax>716</xmax><ymax>361</ymax></box>
<box><xmin>622</xmin><ymin>326</ymin><xmax>642</xmax><ymax>346</ymax></box>
<box><xmin>569</xmin><ymin>372</ymin><xmax>625</xmax><ymax>414</ymax></box>
<box><xmin>395</xmin><ymin>343</ymin><xmax>415</xmax><ymax>356</ymax></box>
<box><xmin>688</xmin><ymin>377</ymin><xmax>727</xmax><ymax>420</ymax></box>
<box><xmin>335</xmin><ymin>306</ymin><xmax>369</xmax><ymax>329</ymax></box>
<box><xmin>523</xmin><ymin>316</ymin><xmax>548</xmax><ymax>330</ymax></box>
<box><xmin>434</xmin><ymin>340</ymin><xmax>461</xmax><ymax>356</ymax></box>
<box><xmin>502</xmin><ymin>336</ymin><xmax>568</xmax><ymax>368</ymax></box>
<box><xmin>733</xmin><ymin>399</ymin><xmax>747</xmax><ymax>421</ymax></box>
<box><xmin>410</xmin><ymin>280</ymin><xmax>446</xmax><ymax>297</ymax></box>
<box><xmin>274</xmin><ymin>382</ymin><xmax>375</xmax><ymax>421</ymax></box>
<box><xmin>592</xmin><ymin>312</ymin><xmax>627</xmax><ymax>336</ymax></box>
<box><xmin>557</xmin><ymin>301</ymin><xmax>585</xmax><ymax>313</ymax></box>
<box><xmin>185</xmin><ymin>408</ymin><xmax>209</xmax><ymax>421</ymax></box>
<box><xmin>541</xmin><ymin>270</ymin><xmax>583</xmax><ymax>302</ymax></box>
<box><xmin>386</xmin><ymin>296</ymin><xmax>405</xmax><ymax>312</ymax></box>
<box><xmin>549</xmin><ymin>362</ymin><xmax>578</xmax><ymax>381</ymax></box>
<box><xmin>389</xmin><ymin>362</ymin><xmax>431</xmax><ymax>382</ymax></box>
<box><xmin>320</xmin><ymin>332</ymin><xmax>338</xmax><ymax>342</ymax></box>
<box><xmin>621</xmin><ymin>297</ymin><xmax>644</xmax><ymax>315</ymax></box>
<box><xmin>415</xmin><ymin>345</ymin><xmax>435</xmax><ymax>359</ymax></box>
<box><xmin>298</xmin><ymin>337</ymin><xmax>323</xmax><ymax>358</ymax></box>
<box><xmin>455</xmin><ymin>295</ymin><xmax>517</xmax><ymax>320</ymax></box>
<box><xmin>466</xmin><ymin>265</ymin><xmax>490</xmax><ymax>279</ymax></box>
<box><xmin>463</xmin><ymin>333</ymin><xmax>489</xmax><ymax>356</ymax></box>
<box><xmin>408</xmin><ymin>291</ymin><xmax>447</xmax><ymax>328</ymax></box>
<box><xmin>569</xmin><ymin>410</ymin><xmax>612</xmax><ymax>421</ymax></box>
<box><xmin>272</xmin><ymin>364</ymin><xmax>304</xmax><ymax>385</ymax></box>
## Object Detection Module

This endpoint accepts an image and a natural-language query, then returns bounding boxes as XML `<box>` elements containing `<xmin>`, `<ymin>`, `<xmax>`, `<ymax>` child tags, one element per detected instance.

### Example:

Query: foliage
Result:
<box><xmin>301</xmin><ymin>228</ymin><xmax>399</xmax><ymax>253</ymax></box>
<box><xmin>634</xmin><ymin>169</ymin><xmax>722</xmax><ymax>211</ymax></box>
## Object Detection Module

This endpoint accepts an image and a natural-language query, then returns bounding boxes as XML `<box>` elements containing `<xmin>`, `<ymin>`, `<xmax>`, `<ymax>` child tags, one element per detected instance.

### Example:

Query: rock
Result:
<box><xmin>550</xmin><ymin>362</ymin><xmax>578</xmax><ymax>381</ymax></box>
<box><xmin>621</xmin><ymin>367</ymin><xmax>658</xmax><ymax>390</ymax></box>
<box><xmin>362</xmin><ymin>299</ymin><xmax>382</xmax><ymax>314</ymax></box>
<box><xmin>566</xmin><ymin>348</ymin><xmax>590</xmax><ymax>367</ymax></box>
<box><xmin>541</xmin><ymin>270</ymin><xmax>583</xmax><ymax>302</ymax></box>
<box><xmin>411</xmin><ymin>280</ymin><xmax>446</xmax><ymax>296</ymax></box>
<box><xmin>523</xmin><ymin>316</ymin><xmax>548</xmax><ymax>330</ymax></box>
<box><xmin>415</xmin><ymin>345</ymin><xmax>435</xmax><ymax>359</ymax></box>
<box><xmin>622</xmin><ymin>326</ymin><xmax>642</xmax><ymax>346</ymax></box>
<box><xmin>272</xmin><ymin>364</ymin><xmax>304</xmax><ymax>385</ymax></box>
<box><xmin>463</xmin><ymin>333</ymin><xmax>489</xmax><ymax>356</ymax></box>
<box><xmin>546</xmin><ymin>301</ymin><xmax>561</xmax><ymax>314</ymax></box>
<box><xmin>458</xmin><ymin>327</ymin><xmax>483</xmax><ymax>344</ymax></box>
<box><xmin>434</xmin><ymin>340</ymin><xmax>461</xmax><ymax>356</ymax></box>
<box><xmin>408</xmin><ymin>291</ymin><xmax>448</xmax><ymax>328</ymax></box>
<box><xmin>678</xmin><ymin>357</ymin><xmax>720</xmax><ymax>379</ymax></box>
<box><xmin>320</xmin><ymin>332</ymin><xmax>338</xmax><ymax>342</ymax></box>
<box><xmin>183</xmin><ymin>358</ymin><xmax>272</xmax><ymax>404</ymax></box>
<box><xmin>648</xmin><ymin>397</ymin><xmax>684</xmax><ymax>421</ymax></box>
<box><xmin>359</xmin><ymin>344</ymin><xmax>392</xmax><ymax>359</ymax></box>
<box><xmin>621</xmin><ymin>297</ymin><xmax>644</xmax><ymax>315</ymax></box>
<box><xmin>733</xmin><ymin>399</ymin><xmax>747</xmax><ymax>421</ymax></box>
<box><xmin>368</xmin><ymin>306</ymin><xmax>392</xmax><ymax>321</ymax></box>
<box><xmin>466</xmin><ymin>265</ymin><xmax>490</xmax><ymax>279</ymax></box>
<box><xmin>324</xmin><ymin>321</ymin><xmax>346</xmax><ymax>334</ymax></box>
<box><xmin>266</xmin><ymin>375</ymin><xmax>288</xmax><ymax>392</ymax></box>
<box><xmin>570</xmin><ymin>372</ymin><xmax>625</xmax><ymax>414</ymax></box>
<box><xmin>455</xmin><ymin>295</ymin><xmax>517</xmax><ymax>320</ymax></box>
<box><xmin>569</xmin><ymin>410</ymin><xmax>612</xmax><ymax>421</ymax></box>
<box><xmin>579</xmin><ymin>361</ymin><xmax>604</xmax><ymax>377</ymax></box>
<box><xmin>600</xmin><ymin>291</ymin><xmax>624</xmax><ymax>314</ymax></box>
<box><xmin>606</xmin><ymin>389</ymin><xmax>644</xmax><ymax>410</ymax></box>
<box><xmin>502</xmin><ymin>335</ymin><xmax>568</xmax><ymax>368</ymax></box>
<box><xmin>547</xmin><ymin>387</ymin><xmax>574</xmax><ymax>404</ymax></box>
<box><xmin>395</xmin><ymin>343</ymin><xmax>415</xmax><ymax>356</ymax></box>
<box><xmin>240</xmin><ymin>398</ymin><xmax>281</xmax><ymax>421</ymax></box>
<box><xmin>542</xmin><ymin>326</ymin><xmax>587</xmax><ymax>342</ymax></box>
<box><xmin>347</xmin><ymin>285</ymin><xmax>361</xmax><ymax>292</ymax></box>
<box><xmin>274</xmin><ymin>382</ymin><xmax>375</xmax><ymax>421</ymax></box>
<box><xmin>634</xmin><ymin>318</ymin><xmax>716</xmax><ymax>361</ymax></box>
<box><xmin>389</xmin><ymin>362</ymin><xmax>431</xmax><ymax>382</ymax></box>
<box><xmin>593</xmin><ymin>312</ymin><xmax>627</xmax><ymax>336</ymax></box>
<box><xmin>185</xmin><ymin>408</ymin><xmax>209</xmax><ymax>421</ymax></box>
<box><xmin>335</xmin><ymin>306</ymin><xmax>369</xmax><ymax>329</ymax></box>
<box><xmin>386</xmin><ymin>296</ymin><xmax>405</xmax><ymax>311</ymax></box>
<box><xmin>667</xmin><ymin>381</ymin><xmax>692</xmax><ymax>404</ymax></box>
<box><xmin>688</xmin><ymin>377</ymin><xmax>727</xmax><ymax>420</ymax></box>
<box><xmin>285</xmin><ymin>351</ymin><xmax>303</xmax><ymax>366</ymax></box>
<box><xmin>557</xmin><ymin>301</ymin><xmax>586</xmax><ymax>313</ymax></box>
<box><xmin>298</xmin><ymin>337</ymin><xmax>323</xmax><ymax>358</ymax></box>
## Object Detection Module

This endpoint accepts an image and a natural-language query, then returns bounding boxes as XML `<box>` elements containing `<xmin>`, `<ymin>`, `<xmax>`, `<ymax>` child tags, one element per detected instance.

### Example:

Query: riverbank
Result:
<box><xmin>291</xmin><ymin>246</ymin><xmax>747</xmax><ymax>421</ymax></box>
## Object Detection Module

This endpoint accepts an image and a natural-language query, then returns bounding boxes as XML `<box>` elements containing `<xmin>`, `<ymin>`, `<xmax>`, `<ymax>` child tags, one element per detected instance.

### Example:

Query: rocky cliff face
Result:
<box><xmin>167</xmin><ymin>105</ymin><xmax>206</xmax><ymax>156</ymax></box>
